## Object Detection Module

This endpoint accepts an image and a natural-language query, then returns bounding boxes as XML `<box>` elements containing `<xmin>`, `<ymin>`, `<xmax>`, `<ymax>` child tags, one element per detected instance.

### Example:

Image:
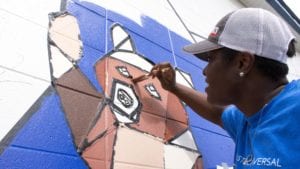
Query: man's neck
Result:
<box><xmin>236</xmin><ymin>77</ymin><xmax>288</xmax><ymax>117</ymax></box>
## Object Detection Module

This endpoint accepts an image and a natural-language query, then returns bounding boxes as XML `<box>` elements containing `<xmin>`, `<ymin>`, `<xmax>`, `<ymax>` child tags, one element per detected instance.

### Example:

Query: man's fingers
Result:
<box><xmin>150</xmin><ymin>63</ymin><xmax>174</xmax><ymax>80</ymax></box>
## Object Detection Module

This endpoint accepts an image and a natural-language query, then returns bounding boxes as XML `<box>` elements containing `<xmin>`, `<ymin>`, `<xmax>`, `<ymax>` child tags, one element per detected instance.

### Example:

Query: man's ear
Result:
<box><xmin>236</xmin><ymin>51</ymin><xmax>255</xmax><ymax>74</ymax></box>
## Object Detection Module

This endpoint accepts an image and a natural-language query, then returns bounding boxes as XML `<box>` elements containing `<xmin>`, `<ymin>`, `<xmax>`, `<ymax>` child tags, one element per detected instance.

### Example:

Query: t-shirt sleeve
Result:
<box><xmin>221</xmin><ymin>105</ymin><xmax>244</xmax><ymax>141</ymax></box>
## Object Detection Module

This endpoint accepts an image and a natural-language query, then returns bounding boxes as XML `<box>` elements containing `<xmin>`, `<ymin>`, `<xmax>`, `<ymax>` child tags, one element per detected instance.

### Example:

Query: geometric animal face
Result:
<box><xmin>48</xmin><ymin>13</ymin><xmax>202</xmax><ymax>169</ymax></box>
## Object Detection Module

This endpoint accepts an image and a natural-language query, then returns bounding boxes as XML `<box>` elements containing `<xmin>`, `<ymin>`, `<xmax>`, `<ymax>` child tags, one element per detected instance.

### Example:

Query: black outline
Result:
<box><xmin>175</xmin><ymin>67</ymin><xmax>195</xmax><ymax>89</ymax></box>
<box><xmin>115</xmin><ymin>66</ymin><xmax>132</xmax><ymax>78</ymax></box>
<box><xmin>47</xmin><ymin>12</ymin><xmax>83</xmax><ymax>83</ymax></box>
<box><xmin>144</xmin><ymin>83</ymin><xmax>162</xmax><ymax>100</ymax></box>
<box><xmin>167</xmin><ymin>128</ymin><xmax>199</xmax><ymax>153</ymax></box>
<box><xmin>0</xmin><ymin>86</ymin><xmax>54</xmax><ymax>155</ymax></box>
<box><xmin>110</xmin><ymin>79</ymin><xmax>142</xmax><ymax>123</ymax></box>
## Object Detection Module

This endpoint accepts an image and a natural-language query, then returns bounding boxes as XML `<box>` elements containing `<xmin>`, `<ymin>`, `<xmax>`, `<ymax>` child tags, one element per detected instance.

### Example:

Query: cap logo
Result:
<box><xmin>208</xmin><ymin>12</ymin><xmax>232</xmax><ymax>43</ymax></box>
<box><xmin>210</xmin><ymin>27</ymin><xmax>219</xmax><ymax>37</ymax></box>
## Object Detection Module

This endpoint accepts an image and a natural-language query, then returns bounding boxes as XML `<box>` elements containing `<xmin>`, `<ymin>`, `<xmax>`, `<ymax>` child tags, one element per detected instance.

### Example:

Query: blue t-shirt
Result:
<box><xmin>222</xmin><ymin>80</ymin><xmax>300</xmax><ymax>169</ymax></box>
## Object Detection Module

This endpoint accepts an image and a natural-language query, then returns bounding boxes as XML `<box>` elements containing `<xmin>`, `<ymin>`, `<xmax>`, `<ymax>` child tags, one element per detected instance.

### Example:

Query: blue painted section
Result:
<box><xmin>191</xmin><ymin>127</ymin><xmax>235</xmax><ymax>168</ymax></box>
<box><xmin>0</xmin><ymin>90</ymin><xmax>86</xmax><ymax>168</ymax></box>
<box><xmin>78</xmin><ymin>45</ymin><xmax>105</xmax><ymax>93</ymax></box>
<box><xmin>131</xmin><ymin>32</ymin><xmax>173</xmax><ymax>64</ymax></box>
<box><xmin>106</xmin><ymin>20</ymin><xmax>173</xmax><ymax>65</ymax></box>
<box><xmin>9</xmin><ymin>92</ymin><xmax>77</xmax><ymax>155</ymax></box>
<box><xmin>68</xmin><ymin>1</ymin><xmax>106</xmax><ymax>53</ymax></box>
<box><xmin>0</xmin><ymin>146</ymin><xmax>87</xmax><ymax>169</ymax></box>
<box><xmin>187</xmin><ymin>107</ymin><xmax>230</xmax><ymax>137</ymax></box>
<box><xmin>71</xmin><ymin>0</ymin><xmax>106</xmax><ymax>16</ymax></box>
<box><xmin>175</xmin><ymin>55</ymin><xmax>207</xmax><ymax>92</ymax></box>
<box><xmin>169</xmin><ymin>30</ymin><xmax>207</xmax><ymax>70</ymax></box>
<box><xmin>107</xmin><ymin>10</ymin><xmax>172</xmax><ymax>51</ymax></box>
<box><xmin>67</xmin><ymin>1</ymin><xmax>106</xmax><ymax>93</ymax></box>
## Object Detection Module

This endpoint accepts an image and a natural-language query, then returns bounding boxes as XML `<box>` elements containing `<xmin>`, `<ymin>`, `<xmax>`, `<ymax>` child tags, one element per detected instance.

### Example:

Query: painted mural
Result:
<box><xmin>0</xmin><ymin>1</ymin><xmax>235</xmax><ymax>168</ymax></box>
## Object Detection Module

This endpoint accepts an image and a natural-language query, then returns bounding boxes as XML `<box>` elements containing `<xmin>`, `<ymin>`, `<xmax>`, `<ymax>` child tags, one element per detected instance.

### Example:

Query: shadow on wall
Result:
<box><xmin>0</xmin><ymin>0</ymin><xmax>234</xmax><ymax>169</ymax></box>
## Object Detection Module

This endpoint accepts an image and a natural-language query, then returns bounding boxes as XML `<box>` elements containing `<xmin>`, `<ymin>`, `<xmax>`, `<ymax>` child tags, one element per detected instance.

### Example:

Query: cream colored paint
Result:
<box><xmin>164</xmin><ymin>144</ymin><xmax>199</xmax><ymax>169</ymax></box>
<box><xmin>49</xmin><ymin>14</ymin><xmax>82</xmax><ymax>61</ymax></box>
<box><xmin>49</xmin><ymin>45</ymin><xmax>73</xmax><ymax>78</ymax></box>
<box><xmin>171</xmin><ymin>130</ymin><xmax>198</xmax><ymax>151</ymax></box>
<box><xmin>113</xmin><ymin>126</ymin><xmax>164</xmax><ymax>168</ymax></box>
<box><xmin>176</xmin><ymin>69</ymin><xmax>194</xmax><ymax>88</ymax></box>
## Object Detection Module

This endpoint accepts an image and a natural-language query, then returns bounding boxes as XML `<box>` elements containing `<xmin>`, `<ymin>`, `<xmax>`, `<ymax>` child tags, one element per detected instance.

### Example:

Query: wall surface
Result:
<box><xmin>0</xmin><ymin>0</ymin><xmax>299</xmax><ymax>169</ymax></box>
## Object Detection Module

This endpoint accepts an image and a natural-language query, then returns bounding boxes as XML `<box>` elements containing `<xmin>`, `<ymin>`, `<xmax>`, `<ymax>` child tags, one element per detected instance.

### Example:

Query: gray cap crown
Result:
<box><xmin>183</xmin><ymin>8</ymin><xmax>295</xmax><ymax>63</ymax></box>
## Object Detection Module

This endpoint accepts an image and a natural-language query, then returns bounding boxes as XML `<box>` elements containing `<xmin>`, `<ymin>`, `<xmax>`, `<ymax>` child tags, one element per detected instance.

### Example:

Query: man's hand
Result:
<box><xmin>150</xmin><ymin>63</ymin><xmax>176</xmax><ymax>92</ymax></box>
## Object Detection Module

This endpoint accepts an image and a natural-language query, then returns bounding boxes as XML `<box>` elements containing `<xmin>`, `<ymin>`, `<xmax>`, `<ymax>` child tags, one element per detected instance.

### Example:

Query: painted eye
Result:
<box><xmin>144</xmin><ymin>83</ymin><xmax>161</xmax><ymax>100</ymax></box>
<box><xmin>116</xmin><ymin>66</ymin><xmax>132</xmax><ymax>78</ymax></box>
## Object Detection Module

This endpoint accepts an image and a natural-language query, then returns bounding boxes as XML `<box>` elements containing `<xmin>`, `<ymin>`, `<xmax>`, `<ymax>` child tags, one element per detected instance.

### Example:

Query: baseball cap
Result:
<box><xmin>183</xmin><ymin>8</ymin><xmax>295</xmax><ymax>63</ymax></box>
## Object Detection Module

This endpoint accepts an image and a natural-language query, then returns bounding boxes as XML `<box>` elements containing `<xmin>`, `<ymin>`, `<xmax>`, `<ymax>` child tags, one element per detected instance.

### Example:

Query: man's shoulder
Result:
<box><xmin>273</xmin><ymin>80</ymin><xmax>300</xmax><ymax>102</ymax></box>
<box><xmin>222</xmin><ymin>105</ymin><xmax>245</xmax><ymax>124</ymax></box>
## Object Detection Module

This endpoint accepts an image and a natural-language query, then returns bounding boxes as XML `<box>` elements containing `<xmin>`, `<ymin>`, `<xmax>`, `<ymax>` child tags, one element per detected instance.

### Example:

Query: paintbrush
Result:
<box><xmin>131</xmin><ymin>67</ymin><xmax>170</xmax><ymax>83</ymax></box>
<box><xmin>131</xmin><ymin>73</ymin><xmax>150</xmax><ymax>83</ymax></box>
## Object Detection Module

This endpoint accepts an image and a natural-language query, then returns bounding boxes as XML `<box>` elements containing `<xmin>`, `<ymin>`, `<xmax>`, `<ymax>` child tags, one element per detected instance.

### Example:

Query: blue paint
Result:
<box><xmin>175</xmin><ymin>55</ymin><xmax>207</xmax><ymax>92</ymax></box>
<box><xmin>68</xmin><ymin>1</ymin><xmax>106</xmax><ymax>92</ymax></box>
<box><xmin>131</xmin><ymin>33</ymin><xmax>173</xmax><ymax>64</ymax></box>
<box><xmin>78</xmin><ymin>45</ymin><xmax>105</xmax><ymax>93</ymax></box>
<box><xmin>106</xmin><ymin>20</ymin><xmax>173</xmax><ymax>65</ymax></box>
<box><xmin>68</xmin><ymin>0</ymin><xmax>106</xmax><ymax>53</ymax></box>
<box><xmin>0</xmin><ymin>89</ymin><xmax>87</xmax><ymax>168</ymax></box>
<box><xmin>0</xmin><ymin>146</ymin><xmax>87</xmax><ymax>169</ymax></box>
<box><xmin>187</xmin><ymin>107</ymin><xmax>230</xmax><ymax>137</ymax></box>
<box><xmin>169</xmin><ymin>30</ymin><xmax>207</xmax><ymax>69</ymax></box>
<box><xmin>107</xmin><ymin>10</ymin><xmax>172</xmax><ymax>51</ymax></box>
<box><xmin>71</xmin><ymin>0</ymin><xmax>106</xmax><ymax>16</ymax></box>
<box><xmin>9</xmin><ymin>91</ymin><xmax>78</xmax><ymax>156</ymax></box>
<box><xmin>191</xmin><ymin>127</ymin><xmax>235</xmax><ymax>168</ymax></box>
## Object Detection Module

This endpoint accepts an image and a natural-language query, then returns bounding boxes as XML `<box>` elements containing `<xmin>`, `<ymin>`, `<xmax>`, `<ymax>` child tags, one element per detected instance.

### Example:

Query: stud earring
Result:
<box><xmin>239</xmin><ymin>72</ymin><xmax>245</xmax><ymax>77</ymax></box>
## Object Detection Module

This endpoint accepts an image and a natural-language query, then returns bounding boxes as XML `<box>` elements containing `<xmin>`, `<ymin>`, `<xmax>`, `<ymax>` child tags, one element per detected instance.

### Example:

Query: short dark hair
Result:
<box><xmin>253</xmin><ymin>56</ymin><xmax>288</xmax><ymax>82</ymax></box>
<box><xmin>220</xmin><ymin>40</ymin><xmax>296</xmax><ymax>82</ymax></box>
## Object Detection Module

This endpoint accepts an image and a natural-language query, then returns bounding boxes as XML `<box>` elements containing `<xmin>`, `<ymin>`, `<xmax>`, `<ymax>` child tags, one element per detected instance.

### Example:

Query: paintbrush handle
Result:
<box><xmin>131</xmin><ymin>74</ymin><xmax>150</xmax><ymax>83</ymax></box>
